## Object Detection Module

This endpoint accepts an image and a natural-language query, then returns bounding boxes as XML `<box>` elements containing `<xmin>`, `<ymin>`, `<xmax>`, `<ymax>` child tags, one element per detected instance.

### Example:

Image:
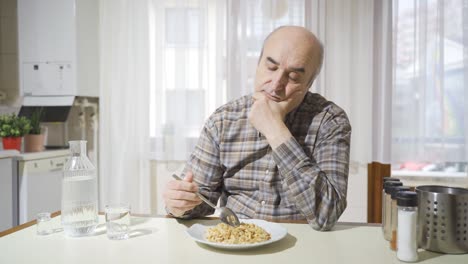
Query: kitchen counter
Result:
<box><xmin>0</xmin><ymin>150</ymin><xmax>20</xmax><ymax>159</ymax></box>
<box><xmin>0</xmin><ymin>149</ymin><xmax>69</xmax><ymax>161</ymax></box>
<box><xmin>0</xmin><ymin>215</ymin><xmax>466</xmax><ymax>264</ymax></box>
<box><xmin>0</xmin><ymin>149</ymin><xmax>69</xmax><ymax>228</ymax></box>
<box><xmin>16</xmin><ymin>149</ymin><xmax>70</xmax><ymax>161</ymax></box>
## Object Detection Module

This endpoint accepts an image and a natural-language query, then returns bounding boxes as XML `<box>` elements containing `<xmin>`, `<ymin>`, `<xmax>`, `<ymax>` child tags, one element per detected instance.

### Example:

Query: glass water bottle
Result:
<box><xmin>61</xmin><ymin>140</ymin><xmax>98</xmax><ymax>237</ymax></box>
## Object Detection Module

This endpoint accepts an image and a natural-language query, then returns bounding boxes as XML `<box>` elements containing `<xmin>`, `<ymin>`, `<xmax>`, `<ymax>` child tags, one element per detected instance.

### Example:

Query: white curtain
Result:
<box><xmin>373</xmin><ymin>0</ymin><xmax>394</xmax><ymax>163</ymax></box>
<box><xmin>98</xmin><ymin>0</ymin><xmax>393</xmax><ymax>219</ymax></box>
<box><xmin>149</xmin><ymin>0</ymin><xmax>309</xmax><ymax>161</ymax></box>
<box><xmin>147</xmin><ymin>0</ymin><xmax>388</xmax><ymax>221</ymax></box>
<box><xmin>226</xmin><ymin>0</ymin><xmax>307</xmax><ymax>100</ymax></box>
<box><xmin>149</xmin><ymin>0</ymin><xmax>227</xmax><ymax>161</ymax></box>
<box><xmin>148</xmin><ymin>0</ymin><xmax>390</xmax><ymax>166</ymax></box>
<box><xmin>98</xmin><ymin>0</ymin><xmax>466</xmax><ymax>219</ymax></box>
<box><xmin>231</xmin><ymin>0</ymin><xmax>391</xmax><ymax>168</ymax></box>
<box><xmin>392</xmin><ymin>0</ymin><xmax>467</xmax><ymax>174</ymax></box>
<box><xmin>311</xmin><ymin>0</ymin><xmax>381</xmax><ymax>167</ymax></box>
<box><xmin>99</xmin><ymin>0</ymin><xmax>151</xmax><ymax>213</ymax></box>
<box><xmin>305</xmin><ymin>0</ymin><xmax>391</xmax><ymax>221</ymax></box>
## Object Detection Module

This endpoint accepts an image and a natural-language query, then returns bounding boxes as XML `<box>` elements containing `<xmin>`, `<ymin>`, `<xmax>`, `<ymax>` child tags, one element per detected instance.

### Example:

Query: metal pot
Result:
<box><xmin>416</xmin><ymin>185</ymin><xmax>468</xmax><ymax>254</ymax></box>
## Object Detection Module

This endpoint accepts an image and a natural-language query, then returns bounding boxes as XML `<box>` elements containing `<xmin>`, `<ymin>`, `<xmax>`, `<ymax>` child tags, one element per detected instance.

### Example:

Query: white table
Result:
<box><xmin>0</xmin><ymin>214</ymin><xmax>466</xmax><ymax>264</ymax></box>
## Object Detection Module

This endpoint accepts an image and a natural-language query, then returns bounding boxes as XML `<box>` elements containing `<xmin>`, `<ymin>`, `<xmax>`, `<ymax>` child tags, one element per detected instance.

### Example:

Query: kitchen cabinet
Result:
<box><xmin>18</xmin><ymin>0</ymin><xmax>99</xmax><ymax>97</ymax></box>
<box><xmin>17</xmin><ymin>150</ymin><xmax>68</xmax><ymax>224</ymax></box>
<box><xmin>0</xmin><ymin>150</ymin><xmax>68</xmax><ymax>232</ymax></box>
<box><xmin>0</xmin><ymin>156</ymin><xmax>18</xmax><ymax>232</ymax></box>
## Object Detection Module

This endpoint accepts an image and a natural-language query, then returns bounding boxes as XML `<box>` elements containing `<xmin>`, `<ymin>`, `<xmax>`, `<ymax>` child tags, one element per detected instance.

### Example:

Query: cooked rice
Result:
<box><xmin>205</xmin><ymin>222</ymin><xmax>271</xmax><ymax>244</ymax></box>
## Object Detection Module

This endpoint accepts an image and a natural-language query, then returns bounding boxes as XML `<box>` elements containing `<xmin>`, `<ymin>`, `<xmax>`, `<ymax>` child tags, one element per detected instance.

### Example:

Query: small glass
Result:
<box><xmin>105</xmin><ymin>204</ymin><xmax>131</xmax><ymax>240</ymax></box>
<box><xmin>36</xmin><ymin>212</ymin><xmax>53</xmax><ymax>235</ymax></box>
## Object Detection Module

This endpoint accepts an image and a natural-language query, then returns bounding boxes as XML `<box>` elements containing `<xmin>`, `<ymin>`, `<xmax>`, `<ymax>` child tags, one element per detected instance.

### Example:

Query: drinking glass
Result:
<box><xmin>36</xmin><ymin>212</ymin><xmax>53</xmax><ymax>235</ymax></box>
<box><xmin>105</xmin><ymin>204</ymin><xmax>131</xmax><ymax>240</ymax></box>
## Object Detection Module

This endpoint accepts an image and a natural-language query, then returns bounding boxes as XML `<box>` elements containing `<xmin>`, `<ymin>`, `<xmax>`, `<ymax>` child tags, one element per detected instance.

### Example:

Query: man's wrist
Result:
<box><xmin>265</xmin><ymin>124</ymin><xmax>292</xmax><ymax>149</ymax></box>
<box><xmin>165</xmin><ymin>207</ymin><xmax>192</xmax><ymax>218</ymax></box>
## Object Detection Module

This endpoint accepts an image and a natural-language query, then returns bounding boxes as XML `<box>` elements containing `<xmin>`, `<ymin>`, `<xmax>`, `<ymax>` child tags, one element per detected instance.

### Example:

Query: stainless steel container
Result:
<box><xmin>416</xmin><ymin>185</ymin><xmax>468</xmax><ymax>254</ymax></box>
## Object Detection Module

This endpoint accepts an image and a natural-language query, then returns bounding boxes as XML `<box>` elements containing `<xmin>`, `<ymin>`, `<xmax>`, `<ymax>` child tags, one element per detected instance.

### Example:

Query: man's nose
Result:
<box><xmin>271</xmin><ymin>71</ymin><xmax>288</xmax><ymax>92</ymax></box>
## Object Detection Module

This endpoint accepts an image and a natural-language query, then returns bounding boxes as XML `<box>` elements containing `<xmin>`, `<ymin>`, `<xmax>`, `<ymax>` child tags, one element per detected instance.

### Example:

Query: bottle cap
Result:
<box><xmin>384</xmin><ymin>181</ymin><xmax>403</xmax><ymax>194</ymax></box>
<box><xmin>383</xmin><ymin>177</ymin><xmax>400</xmax><ymax>182</ymax></box>
<box><xmin>382</xmin><ymin>177</ymin><xmax>400</xmax><ymax>189</ymax></box>
<box><xmin>391</xmin><ymin>186</ymin><xmax>411</xmax><ymax>199</ymax></box>
<box><xmin>397</xmin><ymin>191</ymin><xmax>418</xmax><ymax>207</ymax></box>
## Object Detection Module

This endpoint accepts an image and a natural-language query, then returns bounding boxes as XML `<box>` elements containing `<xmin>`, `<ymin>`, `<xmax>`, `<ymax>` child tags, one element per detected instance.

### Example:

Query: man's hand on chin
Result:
<box><xmin>249</xmin><ymin>92</ymin><xmax>292</xmax><ymax>149</ymax></box>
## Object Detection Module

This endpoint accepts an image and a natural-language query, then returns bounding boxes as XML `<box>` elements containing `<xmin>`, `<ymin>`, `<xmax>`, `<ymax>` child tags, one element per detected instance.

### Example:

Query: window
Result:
<box><xmin>392</xmin><ymin>0</ymin><xmax>467</xmax><ymax>175</ymax></box>
<box><xmin>149</xmin><ymin>0</ymin><xmax>226</xmax><ymax>160</ymax></box>
<box><xmin>149</xmin><ymin>0</ymin><xmax>306</xmax><ymax>160</ymax></box>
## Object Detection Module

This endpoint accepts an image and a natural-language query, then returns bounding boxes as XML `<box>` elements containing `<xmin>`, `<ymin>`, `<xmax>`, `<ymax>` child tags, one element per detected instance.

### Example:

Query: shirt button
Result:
<box><xmin>261</xmin><ymin>201</ymin><xmax>266</xmax><ymax>206</ymax></box>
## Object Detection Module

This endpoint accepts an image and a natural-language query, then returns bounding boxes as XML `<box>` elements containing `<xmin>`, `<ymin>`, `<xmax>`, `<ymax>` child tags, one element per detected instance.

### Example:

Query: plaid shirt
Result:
<box><xmin>182</xmin><ymin>92</ymin><xmax>351</xmax><ymax>230</ymax></box>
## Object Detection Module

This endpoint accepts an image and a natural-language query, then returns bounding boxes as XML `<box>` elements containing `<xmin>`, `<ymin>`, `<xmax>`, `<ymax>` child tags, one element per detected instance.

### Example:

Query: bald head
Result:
<box><xmin>258</xmin><ymin>26</ymin><xmax>324</xmax><ymax>88</ymax></box>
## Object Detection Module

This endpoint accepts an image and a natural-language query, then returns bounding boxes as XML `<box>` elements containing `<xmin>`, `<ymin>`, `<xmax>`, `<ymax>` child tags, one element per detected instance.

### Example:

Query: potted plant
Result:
<box><xmin>24</xmin><ymin>108</ymin><xmax>45</xmax><ymax>152</ymax></box>
<box><xmin>0</xmin><ymin>114</ymin><xmax>31</xmax><ymax>151</ymax></box>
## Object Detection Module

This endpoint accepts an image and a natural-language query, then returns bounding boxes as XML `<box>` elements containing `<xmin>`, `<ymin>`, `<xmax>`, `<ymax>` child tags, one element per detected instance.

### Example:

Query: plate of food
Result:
<box><xmin>185</xmin><ymin>219</ymin><xmax>288</xmax><ymax>249</ymax></box>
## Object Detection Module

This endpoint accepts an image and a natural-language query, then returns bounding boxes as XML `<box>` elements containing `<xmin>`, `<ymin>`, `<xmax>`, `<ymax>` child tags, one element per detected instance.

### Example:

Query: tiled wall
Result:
<box><xmin>0</xmin><ymin>0</ymin><xmax>19</xmax><ymax>105</ymax></box>
<box><xmin>0</xmin><ymin>0</ymin><xmax>19</xmax><ymax>106</ymax></box>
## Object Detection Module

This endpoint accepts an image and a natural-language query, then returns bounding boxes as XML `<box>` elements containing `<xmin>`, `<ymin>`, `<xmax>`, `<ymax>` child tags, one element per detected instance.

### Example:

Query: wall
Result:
<box><xmin>0</xmin><ymin>0</ymin><xmax>19</xmax><ymax>106</ymax></box>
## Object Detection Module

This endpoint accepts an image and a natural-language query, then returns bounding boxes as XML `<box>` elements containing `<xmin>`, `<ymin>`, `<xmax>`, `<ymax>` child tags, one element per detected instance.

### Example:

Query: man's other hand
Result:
<box><xmin>249</xmin><ymin>92</ymin><xmax>292</xmax><ymax>148</ymax></box>
<box><xmin>249</xmin><ymin>92</ymin><xmax>286</xmax><ymax>135</ymax></box>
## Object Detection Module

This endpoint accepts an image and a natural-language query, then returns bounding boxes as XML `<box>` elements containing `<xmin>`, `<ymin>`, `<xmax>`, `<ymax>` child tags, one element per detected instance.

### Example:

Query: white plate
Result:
<box><xmin>185</xmin><ymin>219</ymin><xmax>288</xmax><ymax>249</ymax></box>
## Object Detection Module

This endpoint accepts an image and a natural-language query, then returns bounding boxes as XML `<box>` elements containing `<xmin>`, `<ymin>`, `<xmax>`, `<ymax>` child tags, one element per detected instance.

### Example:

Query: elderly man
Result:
<box><xmin>163</xmin><ymin>26</ymin><xmax>351</xmax><ymax>231</ymax></box>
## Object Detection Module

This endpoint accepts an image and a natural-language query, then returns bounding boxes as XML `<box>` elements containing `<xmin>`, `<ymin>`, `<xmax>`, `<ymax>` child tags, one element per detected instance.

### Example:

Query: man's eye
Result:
<box><xmin>289</xmin><ymin>75</ymin><xmax>299</xmax><ymax>82</ymax></box>
<box><xmin>267</xmin><ymin>66</ymin><xmax>277</xmax><ymax>71</ymax></box>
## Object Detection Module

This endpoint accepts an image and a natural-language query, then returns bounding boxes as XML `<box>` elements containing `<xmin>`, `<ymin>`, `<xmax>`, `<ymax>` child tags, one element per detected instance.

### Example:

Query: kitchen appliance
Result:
<box><xmin>17</xmin><ymin>0</ymin><xmax>100</xmax><ymax>158</ymax></box>
<box><xmin>0</xmin><ymin>154</ymin><xmax>18</xmax><ymax>231</ymax></box>
<box><xmin>18</xmin><ymin>0</ymin><xmax>99</xmax><ymax>98</ymax></box>
<box><xmin>18</xmin><ymin>96</ymin><xmax>73</xmax><ymax>149</ymax></box>
<box><xmin>18</xmin><ymin>152</ymin><xmax>68</xmax><ymax>224</ymax></box>
<box><xmin>416</xmin><ymin>185</ymin><xmax>468</xmax><ymax>254</ymax></box>
<box><xmin>17</xmin><ymin>96</ymin><xmax>99</xmax><ymax>165</ymax></box>
<box><xmin>0</xmin><ymin>150</ymin><xmax>68</xmax><ymax>231</ymax></box>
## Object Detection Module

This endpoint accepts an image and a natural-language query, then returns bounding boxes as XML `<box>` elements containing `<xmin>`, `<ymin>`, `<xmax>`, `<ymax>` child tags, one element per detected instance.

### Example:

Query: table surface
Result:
<box><xmin>0</xmin><ymin>214</ymin><xmax>467</xmax><ymax>264</ymax></box>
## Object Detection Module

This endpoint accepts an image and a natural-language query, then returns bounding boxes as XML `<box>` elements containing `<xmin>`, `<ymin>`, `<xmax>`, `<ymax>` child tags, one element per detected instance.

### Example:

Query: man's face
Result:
<box><xmin>254</xmin><ymin>30</ymin><xmax>316</xmax><ymax>113</ymax></box>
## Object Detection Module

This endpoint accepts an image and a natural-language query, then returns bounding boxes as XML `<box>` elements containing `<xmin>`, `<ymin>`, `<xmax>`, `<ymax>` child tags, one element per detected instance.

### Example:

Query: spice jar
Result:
<box><xmin>382</xmin><ymin>178</ymin><xmax>400</xmax><ymax>235</ymax></box>
<box><xmin>396</xmin><ymin>191</ymin><xmax>418</xmax><ymax>262</ymax></box>
<box><xmin>383</xmin><ymin>181</ymin><xmax>403</xmax><ymax>240</ymax></box>
<box><xmin>390</xmin><ymin>186</ymin><xmax>411</xmax><ymax>250</ymax></box>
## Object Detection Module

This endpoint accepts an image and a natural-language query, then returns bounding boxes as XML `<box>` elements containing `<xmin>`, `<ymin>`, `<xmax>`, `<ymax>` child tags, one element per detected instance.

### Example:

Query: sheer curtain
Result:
<box><xmin>147</xmin><ymin>0</ymin><xmax>390</xmax><ymax>220</ymax></box>
<box><xmin>392</xmin><ymin>0</ymin><xmax>467</xmax><ymax>176</ymax></box>
<box><xmin>149</xmin><ymin>0</ymin><xmax>308</xmax><ymax>161</ymax></box>
<box><xmin>149</xmin><ymin>0</ymin><xmax>226</xmax><ymax>161</ymax></box>
<box><xmin>305</xmin><ymin>0</ymin><xmax>391</xmax><ymax>221</ymax></box>
<box><xmin>99</xmin><ymin>0</ymin><xmax>466</xmax><ymax>220</ymax></box>
<box><xmin>226</xmin><ymin>0</ymin><xmax>307</xmax><ymax>100</ymax></box>
<box><xmin>99</xmin><ymin>0</ymin><xmax>393</xmax><ymax>219</ymax></box>
<box><xmin>99</xmin><ymin>0</ymin><xmax>151</xmax><ymax>213</ymax></box>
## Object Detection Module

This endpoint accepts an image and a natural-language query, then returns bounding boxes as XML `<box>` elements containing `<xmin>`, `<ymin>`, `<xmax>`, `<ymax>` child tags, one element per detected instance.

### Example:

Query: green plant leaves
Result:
<box><xmin>29</xmin><ymin>108</ymin><xmax>44</xmax><ymax>135</ymax></box>
<box><xmin>0</xmin><ymin>114</ymin><xmax>31</xmax><ymax>137</ymax></box>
